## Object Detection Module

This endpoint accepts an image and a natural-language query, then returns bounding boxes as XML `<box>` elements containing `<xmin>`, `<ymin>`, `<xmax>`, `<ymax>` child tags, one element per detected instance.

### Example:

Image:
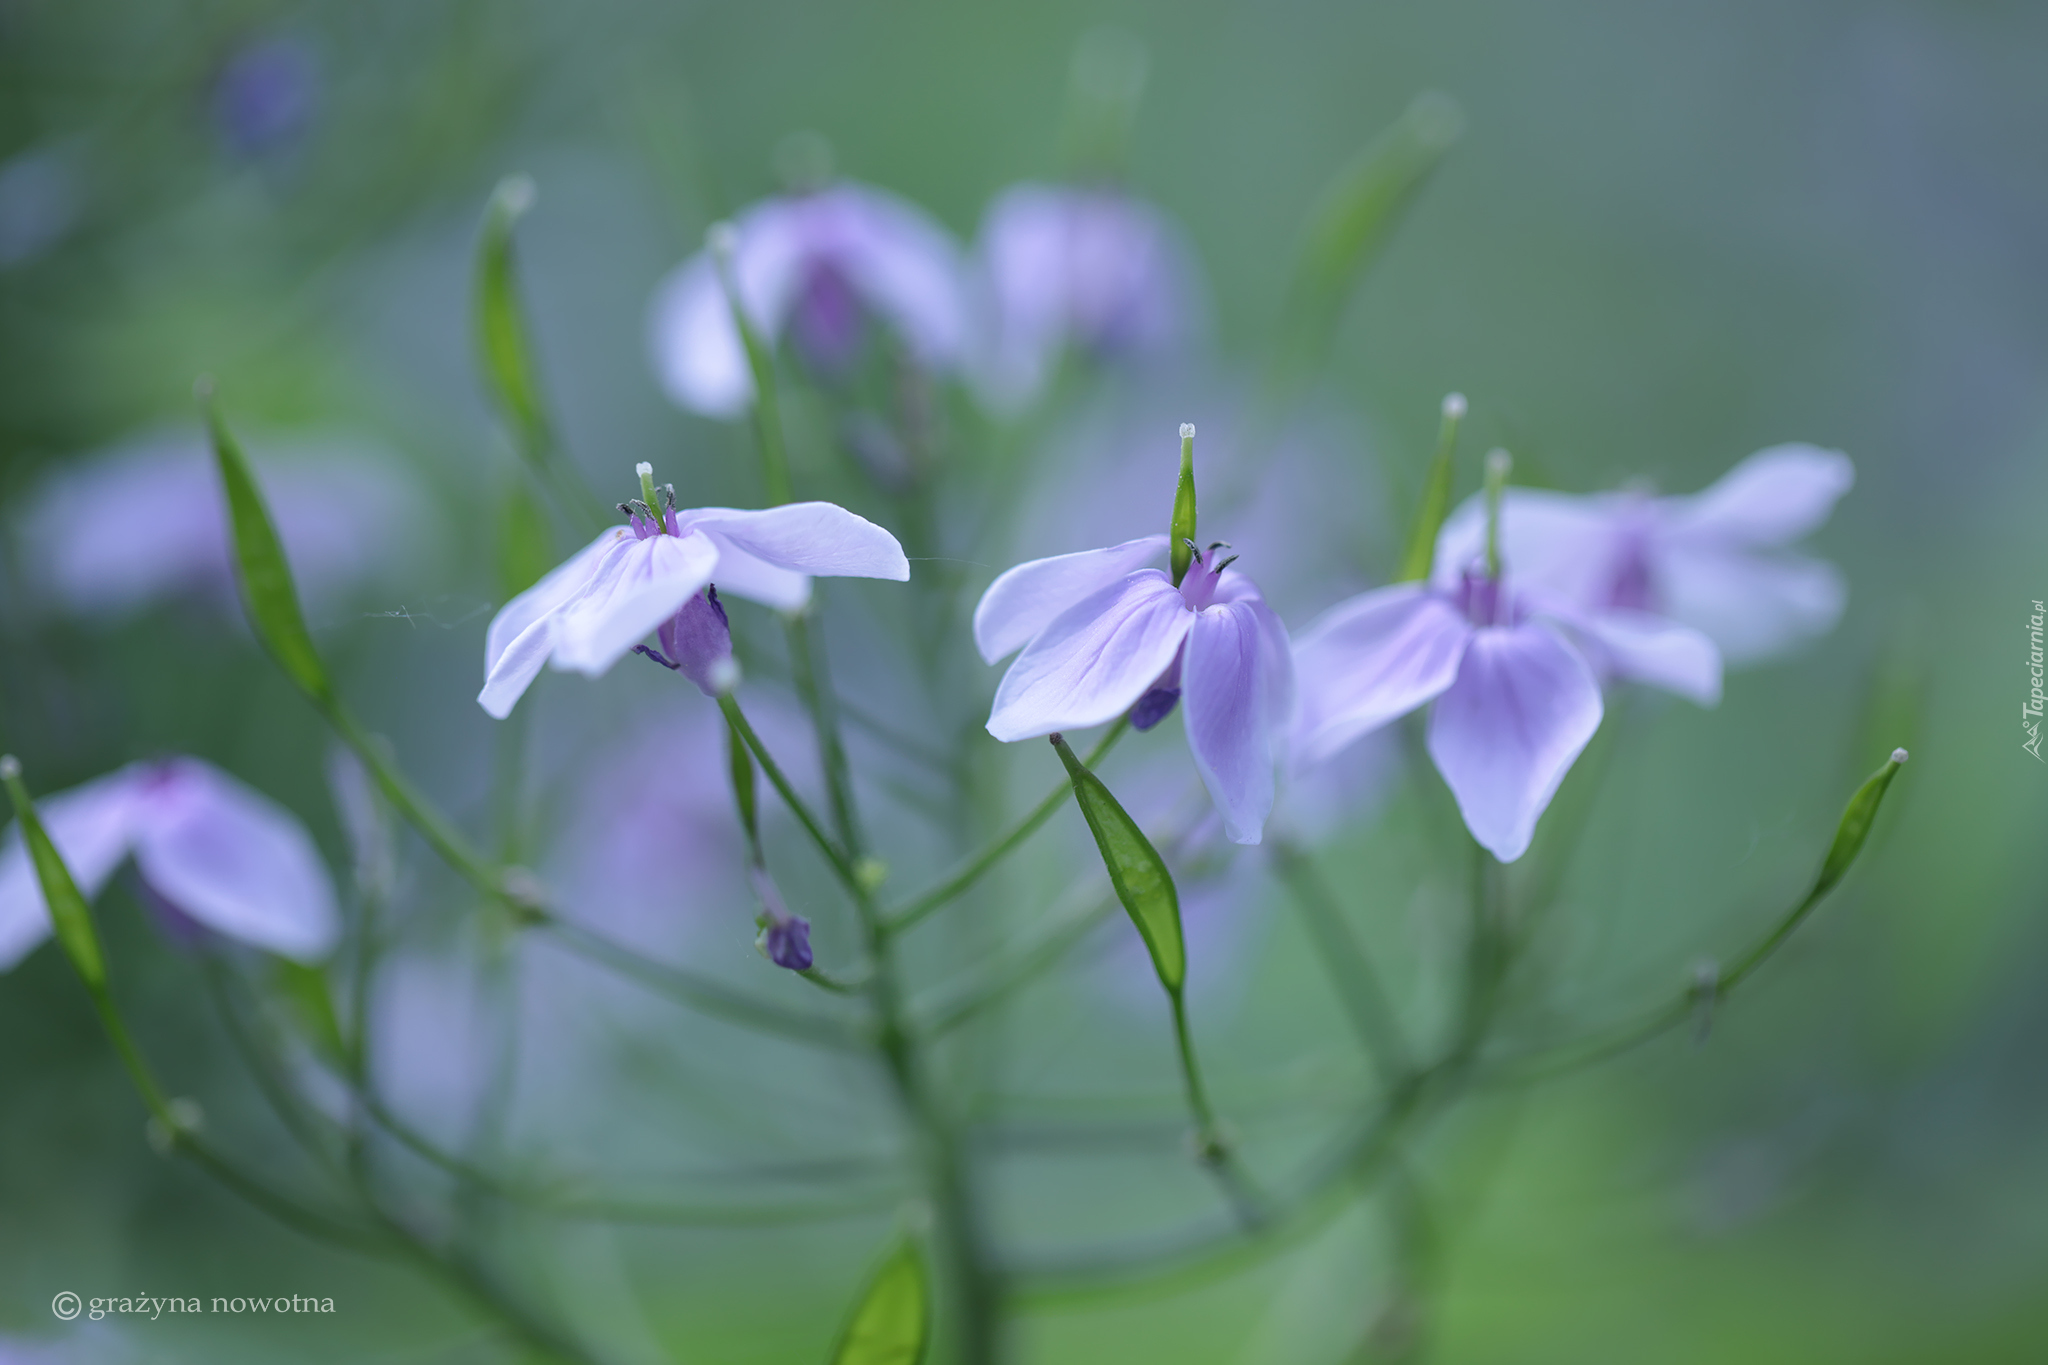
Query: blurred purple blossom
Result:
<box><xmin>969</xmin><ymin>184</ymin><xmax>1206</xmax><ymax>410</ymax></box>
<box><xmin>213</xmin><ymin>35</ymin><xmax>320</xmax><ymax>157</ymax></box>
<box><xmin>647</xmin><ymin>183</ymin><xmax>971</xmax><ymax>417</ymax></box>
<box><xmin>1432</xmin><ymin>445</ymin><xmax>1854</xmax><ymax>665</ymax></box>
<box><xmin>0</xmin><ymin>758</ymin><xmax>338</xmax><ymax>970</ymax></box>
<box><xmin>12</xmin><ymin>431</ymin><xmax>427</xmax><ymax>622</ymax></box>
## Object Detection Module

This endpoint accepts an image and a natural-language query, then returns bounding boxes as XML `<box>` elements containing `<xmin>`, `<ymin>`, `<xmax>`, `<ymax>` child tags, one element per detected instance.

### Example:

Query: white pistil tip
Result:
<box><xmin>0</xmin><ymin>755</ymin><xmax>18</xmax><ymax>781</ymax></box>
<box><xmin>707</xmin><ymin>221</ymin><xmax>739</xmax><ymax>256</ymax></box>
<box><xmin>635</xmin><ymin>461</ymin><xmax>653</xmax><ymax>478</ymax></box>
<box><xmin>1485</xmin><ymin>448</ymin><xmax>1512</xmax><ymax>478</ymax></box>
<box><xmin>1442</xmin><ymin>392</ymin><xmax>1467</xmax><ymax>420</ymax></box>
<box><xmin>1891</xmin><ymin>747</ymin><xmax>1909</xmax><ymax>764</ymax></box>
<box><xmin>1179</xmin><ymin>422</ymin><xmax>1196</xmax><ymax>439</ymax></box>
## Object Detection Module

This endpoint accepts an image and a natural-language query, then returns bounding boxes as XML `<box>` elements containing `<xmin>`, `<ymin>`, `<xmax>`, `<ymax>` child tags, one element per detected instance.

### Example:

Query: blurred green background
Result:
<box><xmin>2</xmin><ymin>1</ymin><xmax>2045</xmax><ymax>1362</ymax></box>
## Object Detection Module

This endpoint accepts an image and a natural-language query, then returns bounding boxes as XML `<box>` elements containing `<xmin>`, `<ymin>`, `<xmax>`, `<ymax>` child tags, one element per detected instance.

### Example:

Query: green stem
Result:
<box><xmin>326</xmin><ymin>705</ymin><xmax>504</xmax><ymax>899</ymax></box>
<box><xmin>1170</xmin><ymin>989</ymin><xmax>1267</xmax><ymax>1227</ymax></box>
<box><xmin>885</xmin><ymin>720</ymin><xmax>1129</xmax><ymax>936</ymax></box>
<box><xmin>785</xmin><ymin>611</ymin><xmax>864</xmax><ymax>861</ymax></box>
<box><xmin>717</xmin><ymin>693</ymin><xmax>857</xmax><ymax>890</ymax></box>
<box><xmin>711</xmin><ymin>227</ymin><xmax>793</xmax><ymax>506</ymax></box>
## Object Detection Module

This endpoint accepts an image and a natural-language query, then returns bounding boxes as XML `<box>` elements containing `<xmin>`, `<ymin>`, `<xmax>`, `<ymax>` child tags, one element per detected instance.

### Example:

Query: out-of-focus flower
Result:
<box><xmin>969</xmin><ymin>183</ymin><xmax>1205</xmax><ymax>410</ymax></box>
<box><xmin>0</xmin><ymin>758</ymin><xmax>338</xmax><ymax>971</ymax></box>
<box><xmin>213</xmin><ymin>35</ymin><xmax>320</xmax><ymax>157</ymax></box>
<box><xmin>1296</xmin><ymin>483</ymin><xmax>1721</xmax><ymax>861</ymax></box>
<box><xmin>647</xmin><ymin>183</ymin><xmax>971</xmax><ymax>418</ymax></box>
<box><xmin>977</xmin><ymin>535</ymin><xmax>1294</xmax><ymax>846</ymax></box>
<box><xmin>1432</xmin><ymin>445</ymin><xmax>1854</xmax><ymax>665</ymax></box>
<box><xmin>478</xmin><ymin>465</ymin><xmax>909</xmax><ymax>719</ymax></box>
<box><xmin>11</xmin><ymin>430</ymin><xmax>426</xmax><ymax>621</ymax></box>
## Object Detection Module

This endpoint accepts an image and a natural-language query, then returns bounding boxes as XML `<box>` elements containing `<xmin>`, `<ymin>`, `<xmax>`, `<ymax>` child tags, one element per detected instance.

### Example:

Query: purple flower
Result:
<box><xmin>1294</xmin><ymin>561</ymin><xmax>1720</xmax><ymax>862</ymax></box>
<box><xmin>0</xmin><ymin>758</ymin><xmax>339</xmax><ymax>971</ymax></box>
<box><xmin>976</xmin><ymin>536</ymin><xmax>1294</xmax><ymax>845</ymax></box>
<box><xmin>970</xmin><ymin>183</ymin><xmax>1205</xmax><ymax>409</ymax></box>
<box><xmin>12</xmin><ymin>430</ymin><xmax>426</xmax><ymax>621</ymax></box>
<box><xmin>1431</xmin><ymin>445</ymin><xmax>1854</xmax><ymax>665</ymax></box>
<box><xmin>647</xmin><ymin>183</ymin><xmax>970</xmax><ymax>418</ymax></box>
<box><xmin>478</xmin><ymin>470</ymin><xmax>910</xmax><ymax>719</ymax></box>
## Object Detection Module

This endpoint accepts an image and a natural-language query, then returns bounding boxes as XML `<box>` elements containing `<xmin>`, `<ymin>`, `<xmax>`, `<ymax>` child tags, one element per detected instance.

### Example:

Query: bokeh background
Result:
<box><xmin>2</xmin><ymin>1</ymin><xmax>2045</xmax><ymax>1362</ymax></box>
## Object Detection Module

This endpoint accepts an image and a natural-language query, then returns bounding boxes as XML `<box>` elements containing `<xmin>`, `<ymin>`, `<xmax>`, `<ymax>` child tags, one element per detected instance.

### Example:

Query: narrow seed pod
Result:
<box><xmin>201</xmin><ymin>386</ymin><xmax>334</xmax><ymax>707</ymax></box>
<box><xmin>1810</xmin><ymin>748</ymin><xmax>1908</xmax><ymax>901</ymax></box>
<box><xmin>1169</xmin><ymin>423</ymin><xmax>1198</xmax><ymax>587</ymax></box>
<box><xmin>1396</xmin><ymin>392</ymin><xmax>1466</xmax><ymax>582</ymax></box>
<box><xmin>1051</xmin><ymin>733</ymin><xmax>1186</xmax><ymax>993</ymax></box>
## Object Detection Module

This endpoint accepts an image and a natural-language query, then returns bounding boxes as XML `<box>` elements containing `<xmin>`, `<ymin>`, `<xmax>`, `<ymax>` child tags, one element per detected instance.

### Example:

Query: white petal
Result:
<box><xmin>971</xmin><ymin>535</ymin><xmax>1168</xmax><ymax>663</ymax></box>
<box><xmin>1548</xmin><ymin>603</ymin><xmax>1723</xmax><ymax>705</ymax></box>
<box><xmin>697</xmin><ymin>531</ymin><xmax>813</xmax><ymax>612</ymax></box>
<box><xmin>1292</xmin><ymin>584</ymin><xmax>1471</xmax><ymax>765</ymax></box>
<box><xmin>986</xmin><ymin>571</ymin><xmax>1193</xmax><ymax>742</ymax></box>
<box><xmin>477</xmin><ymin>611</ymin><xmax>563</xmax><ymax>719</ymax></box>
<box><xmin>551</xmin><ymin>531</ymin><xmax>721</xmax><ymax>677</ymax></box>
<box><xmin>1426</xmin><ymin>623</ymin><xmax>1603</xmax><ymax>862</ymax></box>
<box><xmin>131</xmin><ymin>760</ymin><xmax>339</xmax><ymax>962</ymax></box>
<box><xmin>1657</xmin><ymin>545</ymin><xmax>1847</xmax><ymax>665</ymax></box>
<box><xmin>484</xmin><ymin>529</ymin><xmax>629</xmax><ymax>680</ymax></box>
<box><xmin>0</xmin><ymin>765</ymin><xmax>146</xmax><ymax>971</ymax></box>
<box><xmin>1664</xmin><ymin>444</ymin><xmax>1853</xmax><ymax>548</ymax></box>
<box><xmin>683</xmin><ymin>502</ymin><xmax>910</xmax><ymax>582</ymax></box>
<box><xmin>1184</xmin><ymin>598</ymin><xmax>1287</xmax><ymax>845</ymax></box>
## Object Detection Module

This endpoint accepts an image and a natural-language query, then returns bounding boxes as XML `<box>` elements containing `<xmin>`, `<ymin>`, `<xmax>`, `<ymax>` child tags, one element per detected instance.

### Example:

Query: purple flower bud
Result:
<box><xmin>656</xmin><ymin>586</ymin><xmax>740</xmax><ymax>696</ymax></box>
<box><xmin>758</xmin><ymin>914</ymin><xmax>814</xmax><ymax>971</ymax></box>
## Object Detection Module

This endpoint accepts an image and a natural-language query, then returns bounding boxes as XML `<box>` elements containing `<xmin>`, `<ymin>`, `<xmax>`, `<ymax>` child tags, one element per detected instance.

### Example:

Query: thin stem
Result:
<box><xmin>717</xmin><ymin>692</ymin><xmax>858</xmax><ymax>890</ymax></box>
<box><xmin>1170</xmin><ymin>990</ymin><xmax>1268</xmax><ymax>1227</ymax></box>
<box><xmin>538</xmin><ymin>916</ymin><xmax>865</xmax><ymax>1051</ymax></box>
<box><xmin>1271</xmin><ymin>841</ymin><xmax>1409</xmax><ymax>1075</ymax></box>
<box><xmin>885</xmin><ymin>720</ymin><xmax>1129</xmax><ymax>936</ymax></box>
<box><xmin>785</xmin><ymin>611</ymin><xmax>864</xmax><ymax>861</ymax></box>
<box><xmin>326</xmin><ymin>705</ymin><xmax>503</xmax><ymax>899</ymax></box>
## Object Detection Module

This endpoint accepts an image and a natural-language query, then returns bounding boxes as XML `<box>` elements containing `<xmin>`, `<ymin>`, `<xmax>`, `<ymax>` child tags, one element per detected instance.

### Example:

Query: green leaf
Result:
<box><xmin>830</xmin><ymin>1237</ymin><xmax>929</xmax><ymax>1365</ymax></box>
<box><xmin>1169</xmin><ymin>423</ymin><xmax>1197</xmax><ymax>587</ymax></box>
<box><xmin>475</xmin><ymin>174</ymin><xmax>546</xmax><ymax>451</ymax></box>
<box><xmin>273</xmin><ymin>959</ymin><xmax>347</xmax><ymax>1064</ymax></box>
<box><xmin>201</xmin><ymin>384</ymin><xmax>333</xmax><ymax>706</ymax></box>
<box><xmin>496</xmin><ymin>478</ymin><xmax>556</xmax><ymax>601</ymax></box>
<box><xmin>1</xmin><ymin>758</ymin><xmax>107</xmax><ymax>992</ymax></box>
<box><xmin>1810</xmin><ymin>748</ymin><xmax>1909</xmax><ymax>901</ymax></box>
<box><xmin>1050</xmin><ymin>733</ymin><xmax>1185</xmax><ymax>993</ymax></box>
<box><xmin>1278</xmin><ymin>92</ymin><xmax>1463</xmax><ymax>376</ymax></box>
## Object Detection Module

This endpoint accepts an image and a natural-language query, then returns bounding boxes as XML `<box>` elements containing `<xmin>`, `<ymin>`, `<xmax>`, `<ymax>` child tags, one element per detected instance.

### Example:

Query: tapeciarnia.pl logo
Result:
<box><xmin>2026</xmin><ymin>599</ymin><xmax>2044</xmax><ymax>761</ymax></box>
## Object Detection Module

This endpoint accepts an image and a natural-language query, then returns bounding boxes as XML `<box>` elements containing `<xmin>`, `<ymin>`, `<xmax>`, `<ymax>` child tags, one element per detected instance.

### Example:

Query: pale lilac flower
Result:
<box><xmin>0</xmin><ymin>758</ymin><xmax>339</xmax><ymax>970</ymax></box>
<box><xmin>647</xmin><ymin>183</ymin><xmax>971</xmax><ymax>418</ymax></box>
<box><xmin>977</xmin><ymin>535</ymin><xmax>1294</xmax><ymax>845</ymax></box>
<box><xmin>477</xmin><ymin>473</ymin><xmax>909</xmax><ymax>719</ymax></box>
<box><xmin>12</xmin><ymin>431</ymin><xmax>425</xmax><ymax>620</ymax></box>
<box><xmin>970</xmin><ymin>184</ymin><xmax>1205</xmax><ymax>410</ymax></box>
<box><xmin>1432</xmin><ymin>445</ymin><xmax>1854</xmax><ymax>665</ymax></box>
<box><xmin>1294</xmin><ymin>560</ymin><xmax>1720</xmax><ymax>862</ymax></box>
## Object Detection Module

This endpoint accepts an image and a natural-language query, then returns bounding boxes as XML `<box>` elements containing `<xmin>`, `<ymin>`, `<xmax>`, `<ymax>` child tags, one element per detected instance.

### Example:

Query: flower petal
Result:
<box><xmin>821</xmin><ymin>183</ymin><xmax>971</xmax><ymax>366</ymax></box>
<box><xmin>1657</xmin><ymin>545</ymin><xmax>1847</xmax><ymax>665</ymax></box>
<box><xmin>1292</xmin><ymin>584</ymin><xmax>1471</xmax><ymax>765</ymax></box>
<box><xmin>645</xmin><ymin>199</ymin><xmax>809</xmax><ymax>418</ymax></box>
<box><xmin>696</xmin><ymin>532</ymin><xmax>813</xmax><ymax>612</ymax></box>
<box><xmin>551</xmin><ymin>530</ymin><xmax>721</xmax><ymax>677</ymax></box>
<box><xmin>987</xmin><ymin>571</ymin><xmax>1192</xmax><ymax>741</ymax></box>
<box><xmin>484</xmin><ymin>529</ymin><xmax>628</xmax><ymax>680</ymax></box>
<box><xmin>1432</xmin><ymin>488</ymin><xmax>1636</xmax><ymax>607</ymax></box>
<box><xmin>1664</xmin><ymin>444</ymin><xmax>1853</xmax><ymax>547</ymax></box>
<box><xmin>0</xmin><ymin>765</ymin><xmax>146</xmax><ymax>971</ymax></box>
<box><xmin>131</xmin><ymin>760</ymin><xmax>339</xmax><ymax>962</ymax></box>
<box><xmin>1548</xmin><ymin>603</ymin><xmax>1722</xmax><ymax>705</ymax></box>
<box><xmin>1426</xmin><ymin>623</ymin><xmax>1603</xmax><ymax>862</ymax></box>
<box><xmin>684</xmin><ymin>503</ymin><xmax>910</xmax><ymax>583</ymax></box>
<box><xmin>971</xmin><ymin>535</ymin><xmax>1168</xmax><ymax>663</ymax></box>
<box><xmin>1184</xmin><ymin>598</ymin><xmax>1288</xmax><ymax>845</ymax></box>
